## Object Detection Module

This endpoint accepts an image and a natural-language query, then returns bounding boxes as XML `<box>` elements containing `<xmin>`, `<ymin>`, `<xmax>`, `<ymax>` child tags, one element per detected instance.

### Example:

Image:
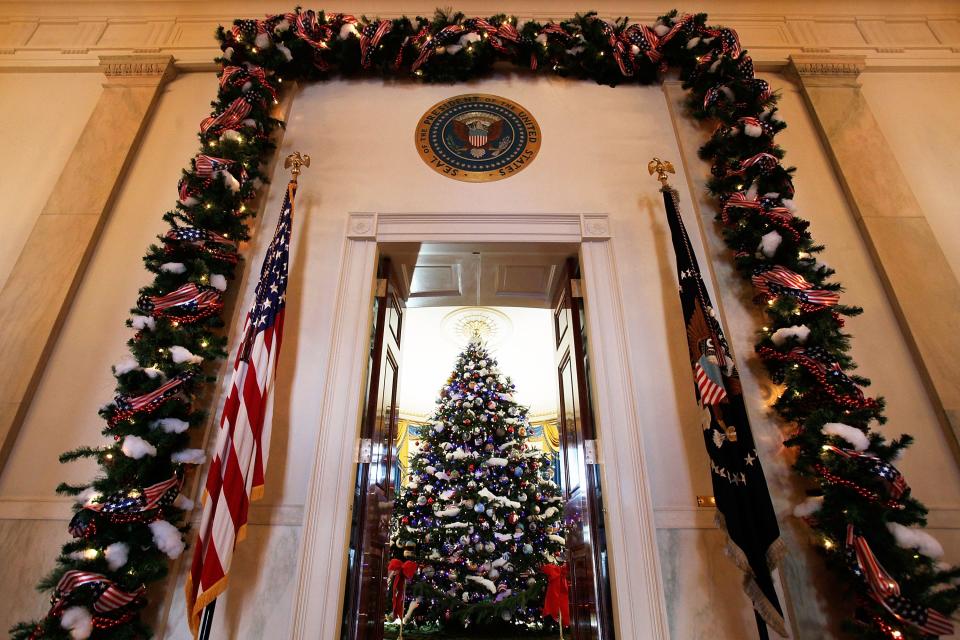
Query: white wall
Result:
<box><xmin>0</xmin><ymin>72</ymin><xmax>102</xmax><ymax>291</ymax></box>
<box><xmin>2</xmin><ymin>68</ymin><xmax>960</xmax><ymax>639</ymax></box>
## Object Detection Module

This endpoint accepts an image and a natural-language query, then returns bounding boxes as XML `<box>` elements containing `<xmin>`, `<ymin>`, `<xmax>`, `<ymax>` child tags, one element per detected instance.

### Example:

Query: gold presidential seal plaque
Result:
<box><xmin>415</xmin><ymin>94</ymin><xmax>541</xmax><ymax>183</ymax></box>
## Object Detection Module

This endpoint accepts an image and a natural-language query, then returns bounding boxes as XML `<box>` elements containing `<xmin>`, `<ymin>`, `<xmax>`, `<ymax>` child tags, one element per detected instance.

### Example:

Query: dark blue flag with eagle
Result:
<box><xmin>662</xmin><ymin>184</ymin><xmax>787</xmax><ymax>636</ymax></box>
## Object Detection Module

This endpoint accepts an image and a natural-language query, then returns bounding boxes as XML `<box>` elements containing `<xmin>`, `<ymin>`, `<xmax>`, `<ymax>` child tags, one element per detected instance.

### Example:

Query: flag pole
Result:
<box><xmin>190</xmin><ymin>152</ymin><xmax>309</xmax><ymax>640</ymax></box>
<box><xmin>198</xmin><ymin>600</ymin><xmax>216</xmax><ymax>640</ymax></box>
<box><xmin>649</xmin><ymin>158</ymin><xmax>780</xmax><ymax>640</ymax></box>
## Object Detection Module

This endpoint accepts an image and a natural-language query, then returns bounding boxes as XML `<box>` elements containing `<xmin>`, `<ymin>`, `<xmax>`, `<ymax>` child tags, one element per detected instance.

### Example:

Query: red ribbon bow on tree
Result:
<box><xmin>387</xmin><ymin>559</ymin><xmax>418</xmax><ymax>619</ymax></box>
<box><xmin>541</xmin><ymin>563</ymin><xmax>570</xmax><ymax>626</ymax></box>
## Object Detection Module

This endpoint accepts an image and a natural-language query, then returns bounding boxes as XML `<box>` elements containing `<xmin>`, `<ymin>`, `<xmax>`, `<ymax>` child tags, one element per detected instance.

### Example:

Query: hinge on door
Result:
<box><xmin>375</xmin><ymin>278</ymin><xmax>387</xmax><ymax>297</ymax></box>
<box><xmin>570</xmin><ymin>279</ymin><xmax>583</xmax><ymax>299</ymax></box>
<box><xmin>358</xmin><ymin>438</ymin><xmax>372</xmax><ymax>464</ymax></box>
<box><xmin>583</xmin><ymin>439</ymin><xmax>598</xmax><ymax>465</ymax></box>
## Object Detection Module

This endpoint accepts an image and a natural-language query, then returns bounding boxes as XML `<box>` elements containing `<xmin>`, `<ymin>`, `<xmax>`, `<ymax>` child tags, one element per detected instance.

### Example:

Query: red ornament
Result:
<box><xmin>427</xmin><ymin>497</ymin><xmax>434</xmax><ymax>504</ymax></box>
<box><xmin>402</xmin><ymin>516</ymin><xmax>409</xmax><ymax>524</ymax></box>
<box><xmin>464</xmin><ymin>419</ymin><xmax>471</xmax><ymax>425</ymax></box>
<box><xmin>468</xmin><ymin>464</ymin><xmax>475</xmax><ymax>472</ymax></box>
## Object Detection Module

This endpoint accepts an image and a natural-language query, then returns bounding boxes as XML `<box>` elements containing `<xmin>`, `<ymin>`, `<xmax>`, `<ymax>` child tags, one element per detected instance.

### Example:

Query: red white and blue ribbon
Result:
<box><xmin>108</xmin><ymin>372</ymin><xmax>195</xmax><ymax>427</ymax></box>
<box><xmin>752</xmin><ymin>265</ymin><xmax>841</xmax><ymax>310</ymax></box>
<box><xmin>199</xmin><ymin>97</ymin><xmax>252</xmax><ymax>134</ymax></box>
<box><xmin>846</xmin><ymin>526</ymin><xmax>954</xmax><ymax>636</ymax></box>
<box><xmin>360</xmin><ymin>20</ymin><xmax>392</xmax><ymax>68</ymax></box>
<box><xmin>137</xmin><ymin>283</ymin><xmax>223</xmax><ymax>323</ymax></box>
<box><xmin>819</xmin><ymin>445</ymin><xmax>909</xmax><ymax>504</ymax></box>
<box><xmin>757</xmin><ymin>345</ymin><xmax>879</xmax><ymax>410</ymax></box>
<box><xmin>69</xmin><ymin>475</ymin><xmax>183</xmax><ymax>538</ymax></box>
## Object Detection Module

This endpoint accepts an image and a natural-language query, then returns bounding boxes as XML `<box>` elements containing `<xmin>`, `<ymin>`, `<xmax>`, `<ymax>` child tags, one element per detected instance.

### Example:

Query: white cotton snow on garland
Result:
<box><xmin>209</xmin><ymin>273</ymin><xmax>228</xmax><ymax>291</ymax></box>
<box><xmin>171</xmin><ymin>448</ymin><xmax>205</xmax><ymax>464</ymax></box>
<box><xmin>148</xmin><ymin>519</ymin><xmax>185</xmax><ymax>559</ymax></box>
<box><xmin>548</xmin><ymin>534</ymin><xmax>566</xmax><ymax>544</ymax></box>
<box><xmin>466</xmin><ymin>575</ymin><xmax>497</xmax><ymax>594</ymax></box>
<box><xmin>112</xmin><ymin>355</ymin><xmax>140</xmax><ymax>375</ymax></box>
<box><xmin>435</xmin><ymin>506</ymin><xmax>461</xmax><ymax>517</ymax></box>
<box><xmin>60</xmin><ymin>606</ymin><xmax>93</xmax><ymax>640</ymax></box>
<box><xmin>159</xmin><ymin>262</ymin><xmax>187</xmax><ymax>274</ymax></box>
<box><xmin>771</xmin><ymin>325</ymin><xmax>810</xmax><ymax>347</ymax></box>
<box><xmin>130</xmin><ymin>315</ymin><xmax>156</xmax><ymax>331</ymax></box>
<box><xmin>887</xmin><ymin>522</ymin><xmax>944</xmax><ymax>559</ymax></box>
<box><xmin>484</xmin><ymin>457</ymin><xmax>508</xmax><ymax>467</ymax></box>
<box><xmin>169</xmin><ymin>345</ymin><xmax>203</xmax><ymax>364</ymax></box>
<box><xmin>121</xmin><ymin>435</ymin><xmax>156</xmax><ymax>459</ymax></box>
<box><xmin>150</xmin><ymin>417</ymin><xmax>190</xmax><ymax>434</ymax></box>
<box><xmin>74</xmin><ymin>487</ymin><xmax>101</xmax><ymax>505</ymax></box>
<box><xmin>104</xmin><ymin>542</ymin><xmax>130</xmax><ymax>570</ymax></box>
<box><xmin>822</xmin><ymin>422</ymin><xmax>870</xmax><ymax>451</ymax></box>
<box><xmin>758</xmin><ymin>230</ymin><xmax>783</xmax><ymax>258</ymax></box>
<box><xmin>173</xmin><ymin>494</ymin><xmax>194</xmax><ymax>511</ymax></box>
<box><xmin>444</xmin><ymin>522</ymin><xmax>468</xmax><ymax>529</ymax></box>
<box><xmin>792</xmin><ymin>495</ymin><xmax>824</xmax><ymax>518</ymax></box>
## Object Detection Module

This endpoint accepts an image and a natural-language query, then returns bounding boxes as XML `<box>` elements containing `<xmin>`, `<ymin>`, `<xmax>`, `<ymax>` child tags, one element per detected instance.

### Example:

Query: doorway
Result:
<box><xmin>341</xmin><ymin>242</ymin><xmax>614</xmax><ymax>639</ymax></box>
<box><xmin>292</xmin><ymin>213</ymin><xmax>666</xmax><ymax>640</ymax></box>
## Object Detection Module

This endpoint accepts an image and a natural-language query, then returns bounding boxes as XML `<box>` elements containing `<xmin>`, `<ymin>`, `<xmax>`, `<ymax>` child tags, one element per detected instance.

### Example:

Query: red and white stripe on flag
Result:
<box><xmin>694</xmin><ymin>361</ymin><xmax>727</xmax><ymax>406</ymax></box>
<box><xmin>185</xmin><ymin>182</ymin><xmax>295</xmax><ymax>636</ymax></box>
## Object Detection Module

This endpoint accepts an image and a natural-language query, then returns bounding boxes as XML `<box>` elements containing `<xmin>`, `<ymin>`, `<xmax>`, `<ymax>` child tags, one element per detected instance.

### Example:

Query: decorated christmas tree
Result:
<box><xmin>390</xmin><ymin>339</ymin><xmax>566</xmax><ymax>631</ymax></box>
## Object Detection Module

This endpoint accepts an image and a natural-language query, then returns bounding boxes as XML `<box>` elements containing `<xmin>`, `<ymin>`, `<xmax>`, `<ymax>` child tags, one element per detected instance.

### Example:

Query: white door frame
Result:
<box><xmin>291</xmin><ymin>211</ymin><xmax>669</xmax><ymax>639</ymax></box>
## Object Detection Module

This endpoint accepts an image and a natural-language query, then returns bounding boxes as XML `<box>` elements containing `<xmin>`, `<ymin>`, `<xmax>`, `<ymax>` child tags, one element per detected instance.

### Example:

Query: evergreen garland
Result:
<box><xmin>13</xmin><ymin>8</ymin><xmax>959</xmax><ymax>639</ymax></box>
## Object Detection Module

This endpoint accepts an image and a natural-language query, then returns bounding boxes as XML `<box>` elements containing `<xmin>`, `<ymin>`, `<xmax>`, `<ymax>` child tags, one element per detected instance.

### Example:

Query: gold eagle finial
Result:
<box><xmin>647</xmin><ymin>157</ymin><xmax>675</xmax><ymax>186</ymax></box>
<box><xmin>284</xmin><ymin>152</ymin><xmax>311</xmax><ymax>183</ymax></box>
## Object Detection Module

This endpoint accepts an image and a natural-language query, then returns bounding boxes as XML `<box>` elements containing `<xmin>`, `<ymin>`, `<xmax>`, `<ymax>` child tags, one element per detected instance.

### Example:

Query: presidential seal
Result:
<box><xmin>415</xmin><ymin>94</ymin><xmax>541</xmax><ymax>183</ymax></box>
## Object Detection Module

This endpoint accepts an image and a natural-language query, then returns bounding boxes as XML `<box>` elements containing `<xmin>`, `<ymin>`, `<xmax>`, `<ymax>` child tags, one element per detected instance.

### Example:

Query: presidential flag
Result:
<box><xmin>662</xmin><ymin>185</ymin><xmax>787</xmax><ymax>636</ymax></box>
<box><xmin>186</xmin><ymin>181</ymin><xmax>296</xmax><ymax>635</ymax></box>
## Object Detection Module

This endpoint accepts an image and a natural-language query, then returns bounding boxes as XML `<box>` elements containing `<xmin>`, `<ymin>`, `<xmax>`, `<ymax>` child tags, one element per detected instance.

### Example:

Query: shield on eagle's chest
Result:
<box><xmin>468</xmin><ymin>125</ymin><xmax>488</xmax><ymax>147</ymax></box>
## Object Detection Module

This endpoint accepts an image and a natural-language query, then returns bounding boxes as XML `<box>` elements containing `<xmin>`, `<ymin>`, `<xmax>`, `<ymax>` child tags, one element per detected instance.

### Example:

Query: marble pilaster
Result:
<box><xmin>0</xmin><ymin>54</ymin><xmax>175</xmax><ymax>471</ymax></box>
<box><xmin>788</xmin><ymin>54</ymin><xmax>960</xmax><ymax>447</ymax></box>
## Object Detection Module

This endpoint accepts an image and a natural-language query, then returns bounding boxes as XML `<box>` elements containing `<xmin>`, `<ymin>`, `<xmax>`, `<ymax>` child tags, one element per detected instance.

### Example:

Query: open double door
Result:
<box><xmin>342</xmin><ymin>256</ymin><xmax>613</xmax><ymax>640</ymax></box>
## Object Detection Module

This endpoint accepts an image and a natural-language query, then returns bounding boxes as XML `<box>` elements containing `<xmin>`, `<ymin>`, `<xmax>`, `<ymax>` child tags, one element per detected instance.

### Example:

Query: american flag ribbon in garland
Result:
<box><xmin>69</xmin><ymin>475</ymin><xmax>183</xmax><ymax>538</ymax></box>
<box><xmin>51</xmin><ymin>570</ymin><xmax>145</xmax><ymax>614</ymax></box>
<box><xmin>751</xmin><ymin>265</ymin><xmax>841</xmax><ymax>310</ymax></box>
<box><xmin>194</xmin><ymin>154</ymin><xmax>234</xmax><ymax>179</ymax></box>
<box><xmin>107</xmin><ymin>372</ymin><xmax>195</xmax><ymax>427</ymax></box>
<box><xmin>199</xmin><ymin>97</ymin><xmax>252</xmax><ymax>134</ymax></box>
<box><xmin>359</xmin><ymin>19</ymin><xmax>392</xmax><ymax>68</ymax></box>
<box><xmin>660</xmin><ymin>182</ymin><xmax>787</xmax><ymax>636</ymax></box>
<box><xmin>846</xmin><ymin>525</ymin><xmax>954</xmax><ymax>636</ymax></box>
<box><xmin>186</xmin><ymin>180</ymin><xmax>296</xmax><ymax>635</ymax></box>
<box><xmin>137</xmin><ymin>282</ymin><xmax>223</xmax><ymax>323</ymax></box>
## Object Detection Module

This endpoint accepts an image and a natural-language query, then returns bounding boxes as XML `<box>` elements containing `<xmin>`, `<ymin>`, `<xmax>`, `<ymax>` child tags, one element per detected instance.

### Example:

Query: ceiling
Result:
<box><xmin>381</xmin><ymin>242</ymin><xmax>577</xmax><ymax>309</ymax></box>
<box><xmin>397</xmin><ymin>305</ymin><xmax>558</xmax><ymax>418</ymax></box>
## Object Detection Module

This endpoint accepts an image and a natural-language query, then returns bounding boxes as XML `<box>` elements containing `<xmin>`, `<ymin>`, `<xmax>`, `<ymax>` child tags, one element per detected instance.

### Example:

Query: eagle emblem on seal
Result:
<box><xmin>449</xmin><ymin>112</ymin><xmax>506</xmax><ymax>158</ymax></box>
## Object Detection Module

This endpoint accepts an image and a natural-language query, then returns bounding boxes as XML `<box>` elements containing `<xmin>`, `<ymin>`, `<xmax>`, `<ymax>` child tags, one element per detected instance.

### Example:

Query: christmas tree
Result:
<box><xmin>390</xmin><ymin>339</ymin><xmax>565</xmax><ymax>630</ymax></box>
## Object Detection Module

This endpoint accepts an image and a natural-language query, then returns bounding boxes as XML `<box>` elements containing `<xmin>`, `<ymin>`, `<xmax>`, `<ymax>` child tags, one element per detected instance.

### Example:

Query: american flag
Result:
<box><xmin>186</xmin><ymin>181</ymin><xmax>296</xmax><ymax>635</ymax></box>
